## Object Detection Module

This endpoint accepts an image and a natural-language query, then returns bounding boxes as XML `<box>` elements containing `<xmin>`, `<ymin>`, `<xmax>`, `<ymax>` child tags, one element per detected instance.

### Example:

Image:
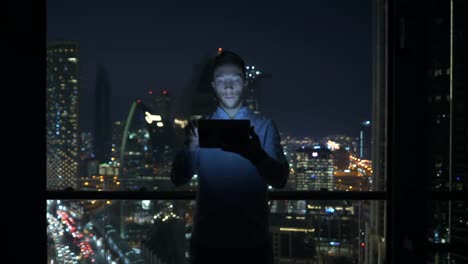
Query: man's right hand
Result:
<box><xmin>184</xmin><ymin>119</ymin><xmax>199</xmax><ymax>150</ymax></box>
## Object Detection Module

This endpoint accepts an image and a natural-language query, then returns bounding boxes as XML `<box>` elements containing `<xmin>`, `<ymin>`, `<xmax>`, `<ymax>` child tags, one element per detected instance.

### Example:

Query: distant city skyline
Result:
<box><xmin>47</xmin><ymin>0</ymin><xmax>372</xmax><ymax>138</ymax></box>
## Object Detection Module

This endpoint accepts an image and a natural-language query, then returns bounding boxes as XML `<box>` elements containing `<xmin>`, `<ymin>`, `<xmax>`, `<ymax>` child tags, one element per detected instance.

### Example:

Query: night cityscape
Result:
<box><xmin>42</xmin><ymin>0</ymin><xmax>468</xmax><ymax>264</ymax></box>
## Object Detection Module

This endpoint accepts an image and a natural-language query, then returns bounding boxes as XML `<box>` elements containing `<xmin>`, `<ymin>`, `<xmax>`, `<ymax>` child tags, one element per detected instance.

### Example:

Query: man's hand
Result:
<box><xmin>184</xmin><ymin>119</ymin><xmax>199</xmax><ymax>151</ymax></box>
<box><xmin>221</xmin><ymin>126</ymin><xmax>267</xmax><ymax>165</ymax></box>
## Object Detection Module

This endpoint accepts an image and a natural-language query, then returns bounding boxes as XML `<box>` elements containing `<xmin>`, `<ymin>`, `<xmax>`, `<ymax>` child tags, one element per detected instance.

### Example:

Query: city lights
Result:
<box><xmin>144</xmin><ymin>112</ymin><xmax>162</xmax><ymax>124</ymax></box>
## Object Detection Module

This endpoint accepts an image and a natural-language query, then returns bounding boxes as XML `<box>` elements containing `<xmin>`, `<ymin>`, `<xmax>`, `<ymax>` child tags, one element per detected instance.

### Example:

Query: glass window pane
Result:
<box><xmin>46</xmin><ymin>1</ymin><xmax>384</xmax><ymax>192</ymax></box>
<box><xmin>47</xmin><ymin>200</ymin><xmax>385</xmax><ymax>263</ymax></box>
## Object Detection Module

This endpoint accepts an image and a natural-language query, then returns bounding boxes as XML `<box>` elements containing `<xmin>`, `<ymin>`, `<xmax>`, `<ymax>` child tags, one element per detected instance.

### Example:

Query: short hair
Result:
<box><xmin>213</xmin><ymin>50</ymin><xmax>246</xmax><ymax>78</ymax></box>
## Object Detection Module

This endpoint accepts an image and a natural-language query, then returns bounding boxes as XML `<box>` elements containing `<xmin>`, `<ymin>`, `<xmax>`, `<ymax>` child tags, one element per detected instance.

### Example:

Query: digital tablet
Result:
<box><xmin>198</xmin><ymin>119</ymin><xmax>251</xmax><ymax>148</ymax></box>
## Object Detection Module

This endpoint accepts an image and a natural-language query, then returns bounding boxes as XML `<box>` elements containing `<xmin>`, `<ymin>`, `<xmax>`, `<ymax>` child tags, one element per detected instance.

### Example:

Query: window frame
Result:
<box><xmin>42</xmin><ymin>1</ymin><xmax>468</xmax><ymax>264</ymax></box>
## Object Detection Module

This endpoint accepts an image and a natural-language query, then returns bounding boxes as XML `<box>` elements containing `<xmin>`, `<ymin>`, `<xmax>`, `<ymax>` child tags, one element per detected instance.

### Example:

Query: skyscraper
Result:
<box><xmin>120</xmin><ymin>97</ymin><xmax>176</xmax><ymax>191</ymax></box>
<box><xmin>269</xmin><ymin>200</ymin><xmax>360</xmax><ymax>263</ymax></box>
<box><xmin>148</xmin><ymin>89</ymin><xmax>172</xmax><ymax>121</ymax></box>
<box><xmin>145</xmin><ymin>90</ymin><xmax>177</xmax><ymax>190</ymax></box>
<box><xmin>359</xmin><ymin>121</ymin><xmax>372</xmax><ymax>160</ymax></box>
<box><xmin>281</xmin><ymin>136</ymin><xmax>299</xmax><ymax>191</ymax></box>
<box><xmin>147</xmin><ymin>89</ymin><xmax>176</xmax><ymax>149</ymax></box>
<box><xmin>120</xmin><ymin>100</ymin><xmax>155</xmax><ymax>190</ymax></box>
<box><xmin>46</xmin><ymin>41</ymin><xmax>80</xmax><ymax>190</ymax></box>
<box><xmin>94</xmin><ymin>64</ymin><xmax>112</xmax><ymax>164</ymax></box>
<box><xmin>244</xmin><ymin>65</ymin><xmax>272</xmax><ymax>114</ymax></box>
<box><xmin>295</xmin><ymin>146</ymin><xmax>334</xmax><ymax>191</ymax></box>
<box><xmin>111</xmin><ymin>121</ymin><xmax>124</xmax><ymax>165</ymax></box>
<box><xmin>424</xmin><ymin>0</ymin><xmax>468</xmax><ymax>261</ymax></box>
<box><xmin>423</xmin><ymin>2</ymin><xmax>453</xmax><ymax>261</ymax></box>
<box><xmin>451</xmin><ymin>0</ymin><xmax>468</xmax><ymax>261</ymax></box>
<box><xmin>78</xmin><ymin>131</ymin><xmax>95</xmax><ymax>180</ymax></box>
<box><xmin>323</xmin><ymin>134</ymin><xmax>357</xmax><ymax>154</ymax></box>
<box><xmin>79</xmin><ymin>131</ymin><xmax>94</xmax><ymax>160</ymax></box>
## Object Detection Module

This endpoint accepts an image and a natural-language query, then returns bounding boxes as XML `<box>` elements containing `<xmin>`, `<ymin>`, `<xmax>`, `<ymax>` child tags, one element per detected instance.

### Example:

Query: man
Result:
<box><xmin>171</xmin><ymin>50</ymin><xmax>289</xmax><ymax>263</ymax></box>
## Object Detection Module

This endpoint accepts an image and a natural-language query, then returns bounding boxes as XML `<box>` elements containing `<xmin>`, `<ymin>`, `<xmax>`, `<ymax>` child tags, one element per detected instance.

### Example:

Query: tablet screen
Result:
<box><xmin>198</xmin><ymin>119</ymin><xmax>251</xmax><ymax>148</ymax></box>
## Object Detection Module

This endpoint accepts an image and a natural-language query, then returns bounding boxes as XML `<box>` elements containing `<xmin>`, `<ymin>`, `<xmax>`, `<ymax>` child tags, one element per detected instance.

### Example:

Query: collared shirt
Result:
<box><xmin>171</xmin><ymin>105</ymin><xmax>289</xmax><ymax>249</ymax></box>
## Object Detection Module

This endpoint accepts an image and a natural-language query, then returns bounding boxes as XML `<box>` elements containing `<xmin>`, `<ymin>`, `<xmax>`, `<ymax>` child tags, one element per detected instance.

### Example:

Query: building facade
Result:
<box><xmin>46</xmin><ymin>41</ymin><xmax>80</xmax><ymax>190</ymax></box>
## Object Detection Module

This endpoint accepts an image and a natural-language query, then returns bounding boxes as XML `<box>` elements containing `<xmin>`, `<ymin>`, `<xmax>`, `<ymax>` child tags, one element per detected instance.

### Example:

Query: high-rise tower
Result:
<box><xmin>46</xmin><ymin>41</ymin><xmax>80</xmax><ymax>190</ymax></box>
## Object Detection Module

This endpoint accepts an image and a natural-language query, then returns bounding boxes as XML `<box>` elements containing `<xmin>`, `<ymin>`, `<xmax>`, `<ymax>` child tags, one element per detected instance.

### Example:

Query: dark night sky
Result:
<box><xmin>47</xmin><ymin>0</ymin><xmax>372</xmax><ymax>139</ymax></box>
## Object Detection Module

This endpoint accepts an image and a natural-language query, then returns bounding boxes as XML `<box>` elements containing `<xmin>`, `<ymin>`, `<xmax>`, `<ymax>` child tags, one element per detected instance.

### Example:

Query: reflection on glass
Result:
<box><xmin>47</xmin><ymin>200</ymin><xmax>384</xmax><ymax>263</ymax></box>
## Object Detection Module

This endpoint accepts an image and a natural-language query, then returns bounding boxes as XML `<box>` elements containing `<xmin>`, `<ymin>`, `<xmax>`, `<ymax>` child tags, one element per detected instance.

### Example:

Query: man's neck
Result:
<box><xmin>220</xmin><ymin>104</ymin><xmax>243</xmax><ymax>119</ymax></box>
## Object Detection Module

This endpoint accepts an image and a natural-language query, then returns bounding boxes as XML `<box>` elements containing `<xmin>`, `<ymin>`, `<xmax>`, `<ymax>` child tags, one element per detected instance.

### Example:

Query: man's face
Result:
<box><xmin>212</xmin><ymin>64</ymin><xmax>247</xmax><ymax>110</ymax></box>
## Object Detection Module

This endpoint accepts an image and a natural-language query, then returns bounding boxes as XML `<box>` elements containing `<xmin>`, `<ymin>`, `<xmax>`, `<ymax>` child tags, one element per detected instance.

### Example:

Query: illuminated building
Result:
<box><xmin>119</xmin><ymin>101</ymin><xmax>157</xmax><ymax>190</ymax></box>
<box><xmin>296</xmin><ymin>146</ymin><xmax>334</xmax><ymax>191</ymax></box>
<box><xmin>244</xmin><ymin>65</ymin><xmax>272</xmax><ymax>114</ymax></box>
<box><xmin>46</xmin><ymin>41</ymin><xmax>80</xmax><ymax>190</ymax></box>
<box><xmin>88</xmin><ymin>201</ymin><xmax>144</xmax><ymax>263</ymax></box>
<box><xmin>269</xmin><ymin>213</ymin><xmax>316</xmax><ymax>262</ymax></box>
<box><xmin>78</xmin><ymin>131</ymin><xmax>95</xmax><ymax>178</ymax></box>
<box><xmin>146</xmin><ymin>90</ymin><xmax>177</xmax><ymax>190</ymax></box>
<box><xmin>79</xmin><ymin>163</ymin><xmax>119</xmax><ymax>191</ymax></box>
<box><xmin>323</xmin><ymin>134</ymin><xmax>358</xmax><ymax>154</ymax></box>
<box><xmin>146</xmin><ymin>89</ymin><xmax>176</xmax><ymax>150</ymax></box>
<box><xmin>334</xmin><ymin>172</ymin><xmax>370</xmax><ymax>192</ymax></box>
<box><xmin>269</xmin><ymin>200</ymin><xmax>360</xmax><ymax>262</ymax></box>
<box><xmin>281</xmin><ymin>135</ymin><xmax>322</xmax><ymax>191</ymax></box>
<box><xmin>173</xmin><ymin>118</ymin><xmax>189</xmax><ymax>150</ymax></box>
<box><xmin>148</xmin><ymin>89</ymin><xmax>172</xmax><ymax>122</ymax></box>
<box><xmin>359</xmin><ymin>121</ymin><xmax>372</xmax><ymax>160</ymax></box>
<box><xmin>120</xmin><ymin>98</ymin><xmax>176</xmax><ymax>191</ymax></box>
<box><xmin>281</xmin><ymin>141</ymin><xmax>298</xmax><ymax>191</ymax></box>
<box><xmin>111</xmin><ymin>121</ymin><xmax>124</xmax><ymax>165</ymax></box>
<box><xmin>80</xmin><ymin>132</ymin><xmax>94</xmax><ymax>160</ymax></box>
